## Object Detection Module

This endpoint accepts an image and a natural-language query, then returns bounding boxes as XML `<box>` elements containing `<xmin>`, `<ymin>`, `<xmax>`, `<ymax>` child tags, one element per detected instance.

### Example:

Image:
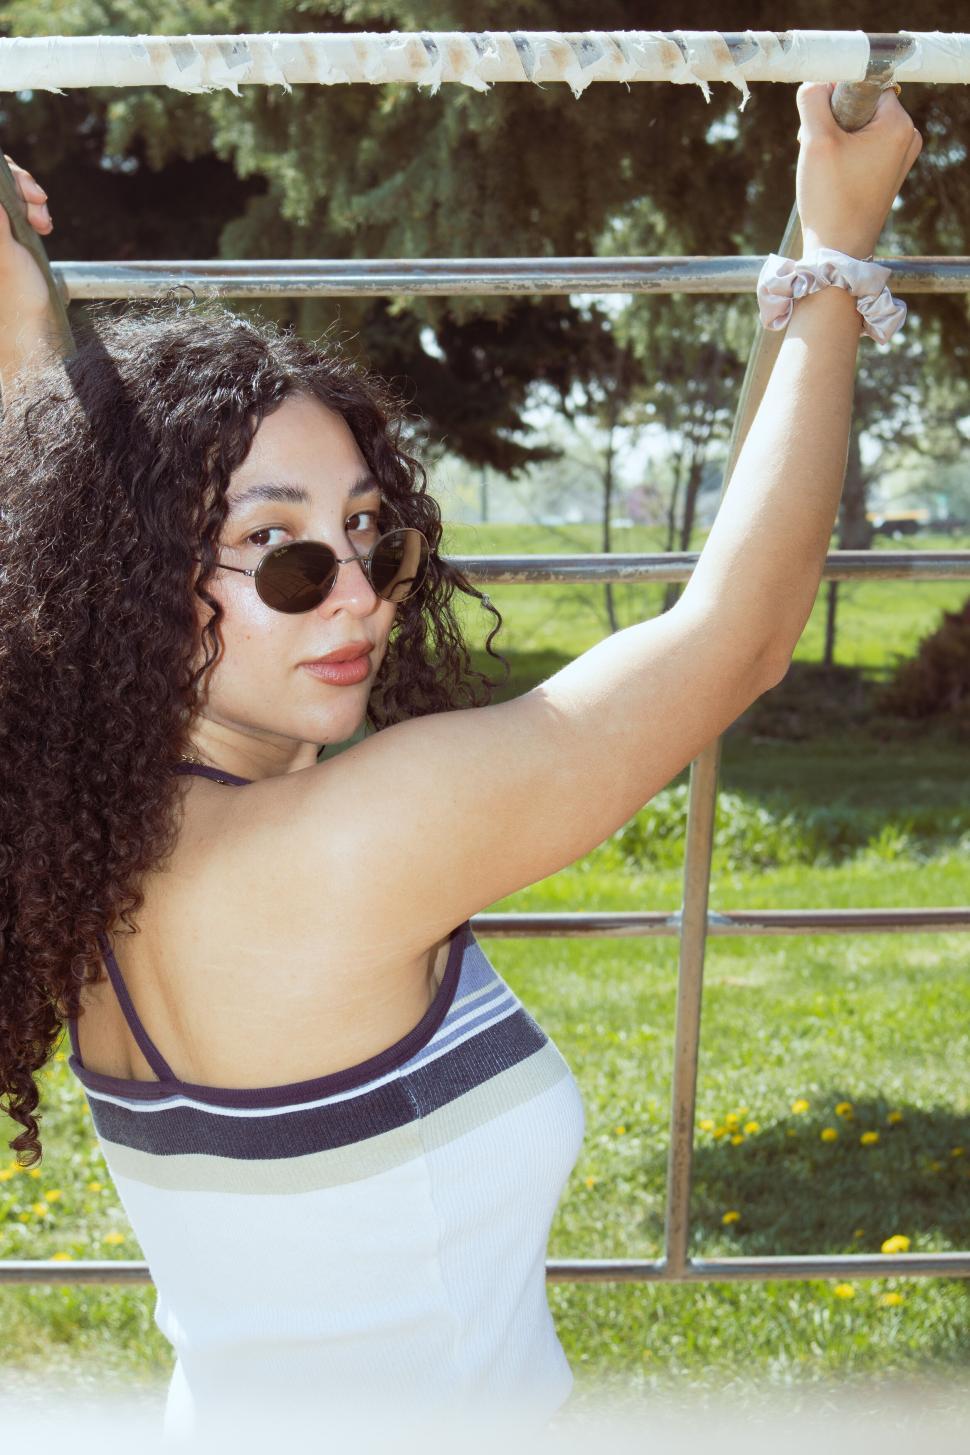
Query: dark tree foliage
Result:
<box><xmin>4</xmin><ymin>0</ymin><xmax>970</xmax><ymax>469</ymax></box>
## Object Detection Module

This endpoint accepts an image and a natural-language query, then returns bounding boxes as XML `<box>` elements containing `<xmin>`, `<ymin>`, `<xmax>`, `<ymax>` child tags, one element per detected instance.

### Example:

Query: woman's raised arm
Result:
<box><xmin>220</xmin><ymin>82</ymin><xmax>925</xmax><ymax>962</ymax></box>
<box><xmin>0</xmin><ymin>153</ymin><xmax>59</xmax><ymax>406</ymax></box>
<box><xmin>676</xmin><ymin>81</ymin><xmax>922</xmax><ymax>662</ymax></box>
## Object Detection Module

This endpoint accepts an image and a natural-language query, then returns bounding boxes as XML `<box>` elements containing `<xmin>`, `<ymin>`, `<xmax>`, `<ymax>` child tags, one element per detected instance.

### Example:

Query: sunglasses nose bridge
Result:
<box><xmin>321</xmin><ymin>548</ymin><xmax>380</xmax><ymax>606</ymax></box>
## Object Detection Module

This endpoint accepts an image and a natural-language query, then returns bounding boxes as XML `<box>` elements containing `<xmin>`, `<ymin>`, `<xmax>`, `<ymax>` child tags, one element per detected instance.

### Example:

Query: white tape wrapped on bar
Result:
<box><xmin>0</xmin><ymin>29</ymin><xmax>918</xmax><ymax>100</ymax></box>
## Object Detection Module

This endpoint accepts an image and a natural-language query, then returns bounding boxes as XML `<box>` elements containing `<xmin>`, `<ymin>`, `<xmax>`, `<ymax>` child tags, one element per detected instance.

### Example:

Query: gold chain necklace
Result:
<box><xmin>178</xmin><ymin>750</ymin><xmax>240</xmax><ymax>785</ymax></box>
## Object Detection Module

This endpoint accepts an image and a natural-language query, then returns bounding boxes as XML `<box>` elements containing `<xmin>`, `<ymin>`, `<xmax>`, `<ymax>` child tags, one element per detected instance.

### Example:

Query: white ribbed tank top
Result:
<box><xmin>66</xmin><ymin>761</ymin><xmax>586</xmax><ymax>1440</ymax></box>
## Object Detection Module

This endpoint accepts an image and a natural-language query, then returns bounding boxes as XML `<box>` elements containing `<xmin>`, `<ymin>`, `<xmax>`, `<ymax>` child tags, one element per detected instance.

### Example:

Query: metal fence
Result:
<box><xmin>1</xmin><ymin>27</ymin><xmax>968</xmax><ymax>1292</ymax></box>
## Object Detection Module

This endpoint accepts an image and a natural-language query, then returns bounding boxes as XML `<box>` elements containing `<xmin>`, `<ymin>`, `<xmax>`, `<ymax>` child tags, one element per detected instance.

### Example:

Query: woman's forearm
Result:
<box><xmin>0</xmin><ymin>311</ymin><xmax>60</xmax><ymax>409</ymax></box>
<box><xmin>677</xmin><ymin>283</ymin><xmax>863</xmax><ymax>665</ymax></box>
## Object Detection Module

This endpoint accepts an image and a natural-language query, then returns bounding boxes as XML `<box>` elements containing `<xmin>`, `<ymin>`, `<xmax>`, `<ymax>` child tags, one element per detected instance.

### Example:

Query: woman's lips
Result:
<box><xmin>300</xmin><ymin>654</ymin><xmax>371</xmax><ymax>686</ymax></box>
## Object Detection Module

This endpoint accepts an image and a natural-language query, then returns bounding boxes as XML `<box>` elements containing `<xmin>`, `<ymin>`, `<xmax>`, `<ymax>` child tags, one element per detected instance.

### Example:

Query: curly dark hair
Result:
<box><xmin>0</xmin><ymin>298</ymin><xmax>508</xmax><ymax>1166</ymax></box>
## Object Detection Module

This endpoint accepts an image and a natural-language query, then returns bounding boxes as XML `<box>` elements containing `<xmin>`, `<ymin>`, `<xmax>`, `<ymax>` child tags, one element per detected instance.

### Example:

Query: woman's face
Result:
<box><xmin>190</xmin><ymin>392</ymin><xmax>397</xmax><ymax>771</ymax></box>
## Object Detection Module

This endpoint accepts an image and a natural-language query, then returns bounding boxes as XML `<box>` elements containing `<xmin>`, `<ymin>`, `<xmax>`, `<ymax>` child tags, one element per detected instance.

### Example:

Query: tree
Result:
<box><xmin>5</xmin><ymin>0</ymin><xmax>970</xmax><ymax>547</ymax></box>
<box><xmin>616</xmin><ymin>294</ymin><xmax>747</xmax><ymax>610</ymax></box>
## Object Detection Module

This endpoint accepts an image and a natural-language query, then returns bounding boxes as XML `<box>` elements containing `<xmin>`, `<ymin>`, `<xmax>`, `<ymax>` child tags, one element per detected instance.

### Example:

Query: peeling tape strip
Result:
<box><xmin>894</xmin><ymin>30</ymin><xmax>970</xmax><ymax>84</ymax></box>
<box><xmin>0</xmin><ymin>31</ymin><xmax>962</xmax><ymax>96</ymax></box>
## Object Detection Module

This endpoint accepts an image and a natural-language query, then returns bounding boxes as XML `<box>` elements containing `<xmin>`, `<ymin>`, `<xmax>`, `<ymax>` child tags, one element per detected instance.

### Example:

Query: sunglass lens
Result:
<box><xmin>371</xmin><ymin>529</ymin><xmax>429</xmax><ymax>603</ymax></box>
<box><xmin>256</xmin><ymin>542</ymin><xmax>337</xmax><ymax>613</ymax></box>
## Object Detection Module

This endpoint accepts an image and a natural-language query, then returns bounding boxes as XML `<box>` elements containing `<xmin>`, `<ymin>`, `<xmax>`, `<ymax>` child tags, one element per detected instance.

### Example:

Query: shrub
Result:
<box><xmin>612</xmin><ymin>785</ymin><xmax>969</xmax><ymax>873</ymax></box>
<box><xmin>878</xmin><ymin>595</ymin><xmax>970</xmax><ymax>734</ymax></box>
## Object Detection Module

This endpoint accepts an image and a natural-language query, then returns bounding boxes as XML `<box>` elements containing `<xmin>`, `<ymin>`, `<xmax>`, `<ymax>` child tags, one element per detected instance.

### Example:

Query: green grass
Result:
<box><xmin>442</xmin><ymin>522</ymin><xmax>970</xmax><ymax>676</ymax></box>
<box><xmin>482</xmin><ymin>837</ymin><xmax>970</xmax><ymax>1410</ymax></box>
<box><xmin>0</xmin><ymin>527</ymin><xmax>967</xmax><ymax>1409</ymax></box>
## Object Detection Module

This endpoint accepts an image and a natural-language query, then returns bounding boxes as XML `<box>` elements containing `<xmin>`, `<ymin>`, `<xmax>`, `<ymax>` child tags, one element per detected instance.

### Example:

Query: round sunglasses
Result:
<box><xmin>195</xmin><ymin>527</ymin><xmax>430</xmax><ymax>614</ymax></box>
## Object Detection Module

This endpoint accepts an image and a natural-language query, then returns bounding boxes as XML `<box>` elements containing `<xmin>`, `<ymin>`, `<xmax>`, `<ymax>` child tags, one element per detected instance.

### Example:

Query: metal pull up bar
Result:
<box><xmin>0</xmin><ymin>49</ymin><xmax>966</xmax><ymax>1292</ymax></box>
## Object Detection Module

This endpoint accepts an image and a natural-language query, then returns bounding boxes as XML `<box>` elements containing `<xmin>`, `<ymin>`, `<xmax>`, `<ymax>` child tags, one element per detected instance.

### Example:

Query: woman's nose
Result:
<box><xmin>318</xmin><ymin>552</ymin><xmax>381</xmax><ymax>616</ymax></box>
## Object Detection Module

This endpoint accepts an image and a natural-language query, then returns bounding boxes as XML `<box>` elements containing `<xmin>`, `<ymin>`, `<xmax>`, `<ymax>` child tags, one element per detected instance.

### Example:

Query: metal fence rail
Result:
<box><xmin>46</xmin><ymin>256</ymin><xmax>970</xmax><ymax>299</ymax></box>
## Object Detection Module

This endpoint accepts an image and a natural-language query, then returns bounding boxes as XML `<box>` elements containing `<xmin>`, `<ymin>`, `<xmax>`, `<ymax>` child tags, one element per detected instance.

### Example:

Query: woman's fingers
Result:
<box><xmin>794</xmin><ymin>79</ymin><xmax>922</xmax><ymax>259</ymax></box>
<box><xmin>3</xmin><ymin>153</ymin><xmax>46</xmax><ymax>200</ymax></box>
<box><xmin>1</xmin><ymin>154</ymin><xmax>52</xmax><ymax>233</ymax></box>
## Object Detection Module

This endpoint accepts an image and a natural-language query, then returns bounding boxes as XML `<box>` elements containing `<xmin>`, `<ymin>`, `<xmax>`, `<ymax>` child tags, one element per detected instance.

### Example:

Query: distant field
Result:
<box><xmin>440</xmin><ymin>522</ymin><xmax>970</xmax><ymax>676</ymax></box>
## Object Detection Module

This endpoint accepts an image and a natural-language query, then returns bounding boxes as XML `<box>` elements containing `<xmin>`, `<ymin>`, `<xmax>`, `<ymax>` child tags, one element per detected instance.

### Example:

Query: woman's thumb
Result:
<box><xmin>795</xmin><ymin>81</ymin><xmax>839</xmax><ymax>140</ymax></box>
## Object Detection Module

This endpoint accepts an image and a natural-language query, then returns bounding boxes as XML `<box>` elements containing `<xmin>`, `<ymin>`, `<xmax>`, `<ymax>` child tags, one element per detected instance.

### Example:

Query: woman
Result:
<box><xmin>0</xmin><ymin>83</ymin><xmax>920</xmax><ymax>1439</ymax></box>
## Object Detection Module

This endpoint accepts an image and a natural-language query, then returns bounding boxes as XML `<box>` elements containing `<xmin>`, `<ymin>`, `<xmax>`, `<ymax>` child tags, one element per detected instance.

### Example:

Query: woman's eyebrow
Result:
<box><xmin>226</xmin><ymin>473</ymin><xmax>381</xmax><ymax>516</ymax></box>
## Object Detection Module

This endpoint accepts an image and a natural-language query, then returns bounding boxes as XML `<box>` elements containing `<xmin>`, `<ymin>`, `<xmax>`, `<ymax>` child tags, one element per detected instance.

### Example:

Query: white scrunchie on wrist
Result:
<box><xmin>757</xmin><ymin>248</ymin><xmax>907</xmax><ymax>343</ymax></box>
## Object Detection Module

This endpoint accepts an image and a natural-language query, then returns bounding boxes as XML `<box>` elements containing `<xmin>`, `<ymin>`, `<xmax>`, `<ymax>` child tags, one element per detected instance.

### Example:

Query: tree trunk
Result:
<box><xmin>823</xmin><ymin>581</ymin><xmax>839</xmax><ymax>668</ymax></box>
<box><xmin>663</xmin><ymin>448</ymin><xmax>704</xmax><ymax>614</ymax></box>
<box><xmin>824</xmin><ymin>420</ymin><xmax>870</xmax><ymax>667</ymax></box>
<box><xmin>840</xmin><ymin>422</ymin><xmax>875</xmax><ymax>551</ymax></box>
<box><xmin>679</xmin><ymin>452</ymin><xmax>704</xmax><ymax>553</ymax></box>
<box><xmin>602</xmin><ymin>417</ymin><xmax>619</xmax><ymax>633</ymax></box>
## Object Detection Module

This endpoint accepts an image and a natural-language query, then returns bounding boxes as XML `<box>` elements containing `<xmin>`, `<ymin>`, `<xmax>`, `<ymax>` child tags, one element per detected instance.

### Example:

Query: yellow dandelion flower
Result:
<box><xmin>44</xmin><ymin>1189</ymin><xmax>63</xmax><ymax>1201</ymax></box>
<box><xmin>50</xmin><ymin>1252</ymin><xmax>72</xmax><ymax>1261</ymax></box>
<box><xmin>27</xmin><ymin>1168</ymin><xmax>41</xmax><ymax>1179</ymax></box>
<box><xmin>712</xmin><ymin>1127</ymin><xmax>728</xmax><ymax>1140</ymax></box>
<box><xmin>730</xmin><ymin>1134</ymin><xmax>745</xmax><ymax>1146</ymax></box>
<box><xmin>950</xmin><ymin>1147</ymin><xmax>965</xmax><ymax>1158</ymax></box>
<box><xmin>820</xmin><ymin>1127</ymin><xmax>838</xmax><ymax>1142</ymax></box>
<box><xmin>0</xmin><ymin>1169</ymin><xmax>13</xmax><ymax>1182</ymax></box>
<box><xmin>880</xmin><ymin>1235</ymin><xmax>911</xmax><ymax>1254</ymax></box>
<box><xmin>879</xmin><ymin>1292</ymin><xmax>905</xmax><ymax>1307</ymax></box>
<box><xmin>791</xmin><ymin>1099</ymin><xmax>809</xmax><ymax>1114</ymax></box>
<box><xmin>584</xmin><ymin>1176</ymin><xmax>598</xmax><ymax>1189</ymax></box>
<box><xmin>17</xmin><ymin>1212</ymin><xmax>30</xmax><ymax>1223</ymax></box>
<box><xmin>698</xmin><ymin>1119</ymin><xmax>715</xmax><ymax>1132</ymax></box>
<box><xmin>835</xmin><ymin>1102</ymin><xmax>853</xmax><ymax>1117</ymax></box>
<box><xmin>87</xmin><ymin>1181</ymin><xmax>103</xmax><ymax>1193</ymax></box>
<box><xmin>853</xmin><ymin>1229</ymin><xmax>865</xmax><ymax>1239</ymax></box>
<box><xmin>721</xmin><ymin>1210</ymin><xmax>741</xmax><ymax>1225</ymax></box>
<box><xmin>724</xmin><ymin>1114</ymin><xmax>740</xmax><ymax>1129</ymax></box>
<box><xmin>887</xmin><ymin>1110</ymin><xmax>904</xmax><ymax>1125</ymax></box>
<box><xmin>102</xmin><ymin>1231</ymin><xmax>125</xmax><ymax>1246</ymax></box>
<box><xmin>743</xmin><ymin>1121</ymin><xmax>760</xmax><ymax>1135</ymax></box>
<box><xmin>860</xmin><ymin>1131</ymin><xmax>880</xmax><ymax>1146</ymax></box>
<box><xmin>614</xmin><ymin>1125</ymin><xmax>626</xmax><ymax>1136</ymax></box>
<box><xmin>31</xmin><ymin>1202</ymin><xmax>49</xmax><ymax>1217</ymax></box>
<box><xmin>833</xmin><ymin>1283</ymin><xmax>855</xmax><ymax>1299</ymax></box>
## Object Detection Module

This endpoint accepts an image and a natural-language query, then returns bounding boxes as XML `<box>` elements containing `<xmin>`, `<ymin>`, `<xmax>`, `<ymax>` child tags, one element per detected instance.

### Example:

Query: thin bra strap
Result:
<box><xmin>83</xmin><ymin>761</ymin><xmax>248</xmax><ymax>1079</ymax></box>
<box><xmin>97</xmin><ymin>929</ymin><xmax>178</xmax><ymax>1083</ymax></box>
<box><xmin>173</xmin><ymin>762</ymin><xmax>252</xmax><ymax>786</ymax></box>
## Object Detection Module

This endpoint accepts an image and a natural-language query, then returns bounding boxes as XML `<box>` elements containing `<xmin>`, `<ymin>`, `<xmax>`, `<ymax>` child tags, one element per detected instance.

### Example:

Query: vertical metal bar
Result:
<box><xmin>660</xmin><ymin>204</ymin><xmax>801</xmax><ymax>1276</ymax></box>
<box><xmin>661</xmin><ymin>743</ymin><xmax>722</xmax><ymax>1274</ymax></box>
<box><xmin>660</xmin><ymin>73</ymin><xmax>888</xmax><ymax>1273</ymax></box>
